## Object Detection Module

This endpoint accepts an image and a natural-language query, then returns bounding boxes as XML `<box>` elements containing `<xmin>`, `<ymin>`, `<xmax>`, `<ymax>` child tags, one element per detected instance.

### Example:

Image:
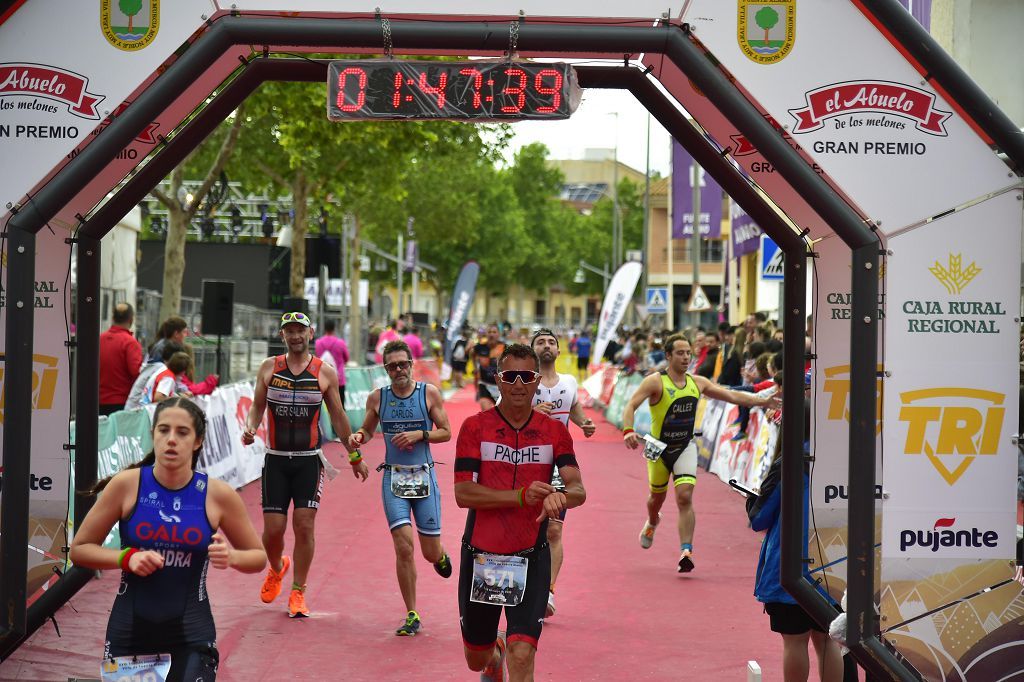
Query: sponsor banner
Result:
<box><xmin>0</xmin><ymin>0</ymin><xmax>216</xmax><ymax>221</ymax></box>
<box><xmin>603</xmin><ymin>372</ymin><xmax>643</xmax><ymax>429</ymax></box>
<box><xmin>444</xmin><ymin>261</ymin><xmax>479</xmax><ymax>365</ymax></box>
<box><xmin>729</xmin><ymin>199</ymin><xmax>763</xmax><ymax>258</ymax></box>
<box><xmin>692</xmin><ymin>397</ymin><xmax>778</xmax><ymax>494</ymax></box>
<box><xmin>671</xmin><ymin>141</ymin><xmax>722</xmax><ymax>238</ymax></box>
<box><xmin>681</xmin><ymin>1</ymin><xmax>1013</xmax><ymax>233</ymax></box>
<box><xmin>810</xmin><ymin>235</ymin><xmax>884</xmax><ymax>512</ymax></box>
<box><xmin>578</xmin><ymin>362</ymin><xmax>611</xmax><ymax>408</ymax></box>
<box><xmin>592</xmin><ymin>261</ymin><xmax>643</xmax><ymax>368</ymax></box>
<box><xmin>882</xmin><ymin>192</ymin><xmax>1021</xmax><ymax>561</ymax></box>
<box><xmin>881</xmin><ymin>558</ymin><xmax>1024</xmax><ymax>681</ymax></box>
<box><xmin>0</xmin><ymin>227</ymin><xmax>72</xmax><ymax>603</ymax></box>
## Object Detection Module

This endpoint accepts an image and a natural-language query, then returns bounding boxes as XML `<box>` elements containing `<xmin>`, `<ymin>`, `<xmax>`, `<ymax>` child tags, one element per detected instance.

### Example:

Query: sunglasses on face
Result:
<box><xmin>281</xmin><ymin>312</ymin><xmax>310</xmax><ymax>325</ymax></box>
<box><xmin>384</xmin><ymin>360</ymin><xmax>412</xmax><ymax>372</ymax></box>
<box><xmin>497</xmin><ymin>370</ymin><xmax>541</xmax><ymax>385</ymax></box>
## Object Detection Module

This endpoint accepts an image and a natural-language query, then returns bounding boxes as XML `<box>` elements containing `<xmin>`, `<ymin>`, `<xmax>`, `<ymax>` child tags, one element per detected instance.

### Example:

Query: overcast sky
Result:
<box><xmin>503</xmin><ymin>88</ymin><xmax>673</xmax><ymax>178</ymax></box>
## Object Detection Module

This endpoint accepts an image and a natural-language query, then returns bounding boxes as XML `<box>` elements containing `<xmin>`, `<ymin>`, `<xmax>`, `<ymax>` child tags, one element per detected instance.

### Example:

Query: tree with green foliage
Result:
<box><xmin>119</xmin><ymin>0</ymin><xmax>142</xmax><ymax>33</ymax></box>
<box><xmin>226</xmin><ymin>80</ymin><xmax>501</xmax><ymax>298</ymax></box>
<box><xmin>755</xmin><ymin>6</ymin><xmax>780</xmax><ymax>46</ymax></box>
<box><xmin>149</xmin><ymin>104</ymin><xmax>245</xmax><ymax>323</ymax></box>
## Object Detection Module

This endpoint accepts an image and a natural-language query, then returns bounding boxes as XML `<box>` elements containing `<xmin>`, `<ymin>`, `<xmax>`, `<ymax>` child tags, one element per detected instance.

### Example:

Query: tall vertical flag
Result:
<box><xmin>592</xmin><ymin>261</ymin><xmax>644</xmax><ymax>366</ymax></box>
<box><xmin>443</xmin><ymin>261</ymin><xmax>480</xmax><ymax>366</ymax></box>
<box><xmin>672</xmin><ymin>141</ymin><xmax>722</xmax><ymax>238</ymax></box>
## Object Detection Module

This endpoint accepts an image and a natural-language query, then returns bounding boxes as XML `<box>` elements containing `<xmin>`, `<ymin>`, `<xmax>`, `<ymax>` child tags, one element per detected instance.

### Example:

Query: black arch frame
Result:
<box><xmin>8</xmin><ymin>11</ymin><xmax>1007</xmax><ymax>678</ymax></box>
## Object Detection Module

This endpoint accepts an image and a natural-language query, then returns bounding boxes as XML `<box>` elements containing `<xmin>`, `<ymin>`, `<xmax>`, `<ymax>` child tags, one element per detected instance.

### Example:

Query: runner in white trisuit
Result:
<box><xmin>529</xmin><ymin>329</ymin><xmax>596</xmax><ymax>617</ymax></box>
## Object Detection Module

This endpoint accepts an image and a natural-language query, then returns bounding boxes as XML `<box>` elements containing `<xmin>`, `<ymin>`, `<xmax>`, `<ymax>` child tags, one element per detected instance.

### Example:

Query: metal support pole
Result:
<box><xmin>396</xmin><ymin>233</ymin><xmax>404</xmax><ymax>319</ymax></box>
<box><xmin>691</xmin><ymin>162</ymin><xmax>702</xmax><ymax>326</ymax></box>
<box><xmin>0</xmin><ymin>224</ymin><xmax>37</xmax><ymax>650</ymax></box>
<box><xmin>74</xmin><ymin>235</ymin><xmax>101</xmax><ymax>529</ymax></box>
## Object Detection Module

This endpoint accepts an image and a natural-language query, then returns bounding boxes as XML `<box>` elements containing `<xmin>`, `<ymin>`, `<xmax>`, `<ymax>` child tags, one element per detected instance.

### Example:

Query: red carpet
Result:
<box><xmin>3</xmin><ymin>385</ymin><xmax>784</xmax><ymax>680</ymax></box>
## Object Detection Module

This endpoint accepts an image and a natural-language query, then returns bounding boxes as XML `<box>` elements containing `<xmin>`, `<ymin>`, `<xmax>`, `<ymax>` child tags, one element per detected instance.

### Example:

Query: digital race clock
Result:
<box><xmin>326</xmin><ymin>60</ymin><xmax>581</xmax><ymax>122</ymax></box>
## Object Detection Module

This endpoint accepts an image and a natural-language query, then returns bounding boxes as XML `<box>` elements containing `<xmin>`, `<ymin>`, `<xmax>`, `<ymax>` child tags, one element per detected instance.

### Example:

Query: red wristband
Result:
<box><xmin>119</xmin><ymin>547</ymin><xmax>139</xmax><ymax>572</ymax></box>
<box><xmin>622</xmin><ymin>428</ymin><xmax>635</xmax><ymax>435</ymax></box>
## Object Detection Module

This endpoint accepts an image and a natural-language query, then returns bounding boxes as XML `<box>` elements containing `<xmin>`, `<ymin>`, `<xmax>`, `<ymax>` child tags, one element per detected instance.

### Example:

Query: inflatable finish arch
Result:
<box><xmin>1</xmin><ymin>3</ymin><xmax>1021</xmax><ymax>679</ymax></box>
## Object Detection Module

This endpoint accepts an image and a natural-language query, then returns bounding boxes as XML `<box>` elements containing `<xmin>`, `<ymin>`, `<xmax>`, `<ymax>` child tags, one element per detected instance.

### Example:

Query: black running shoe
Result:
<box><xmin>678</xmin><ymin>550</ymin><xmax>695</xmax><ymax>573</ymax></box>
<box><xmin>396</xmin><ymin>611</ymin><xmax>421</xmax><ymax>636</ymax></box>
<box><xmin>433</xmin><ymin>552</ymin><xmax>453</xmax><ymax>579</ymax></box>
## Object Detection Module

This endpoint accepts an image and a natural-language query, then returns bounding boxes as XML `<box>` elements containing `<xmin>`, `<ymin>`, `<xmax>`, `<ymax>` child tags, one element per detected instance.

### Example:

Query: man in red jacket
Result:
<box><xmin>99</xmin><ymin>303</ymin><xmax>143</xmax><ymax>415</ymax></box>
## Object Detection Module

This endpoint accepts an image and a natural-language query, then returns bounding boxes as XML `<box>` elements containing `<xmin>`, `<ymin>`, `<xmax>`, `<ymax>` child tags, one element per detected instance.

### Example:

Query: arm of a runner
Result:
<box><xmin>207</xmin><ymin>478</ymin><xmax>267</xmax><ymax>573</ymax></box>
<box><xmin>424</xmin><ymin>384</ymin><xmax>452</xmax><ymax>443</ymax></box>
<box><xmin>69</xmin><ymin>470</ymin><xmax>165</xmax><ymax>576</ymax></box>
<box><xmin>568</xmin><ymin>399</ymin><xmax>596</xmax><ymax>438</ymax></box>
<box><xmin>538</xmin><ymin>424</ymin><xmax>585</xmax><ymax>520</ymax></box>
<box><xmin>349</xmin><ymin>388</ymin><xmax>380</xmax><ymax>449</ymax></box>
<box><xmin>694</xmin><ymin>373</ymin><xmax>779</xmax><ymax>408</ymax></box>
<box><xmin>242</xmin><ymin>358</ymin><xmax>273</xmax><ymax>444</ymax></box>
<box><xmin>621</xmin><ymin>373</ymin><xmax>663</xmax><ymax>449</ymax></box>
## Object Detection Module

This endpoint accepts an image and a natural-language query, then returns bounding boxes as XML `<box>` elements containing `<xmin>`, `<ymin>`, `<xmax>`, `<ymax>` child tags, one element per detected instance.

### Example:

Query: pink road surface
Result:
<box><xmin>4</xmin><ymin>385</ymin><xmax>786</xmax><ymax>680</ymax></box>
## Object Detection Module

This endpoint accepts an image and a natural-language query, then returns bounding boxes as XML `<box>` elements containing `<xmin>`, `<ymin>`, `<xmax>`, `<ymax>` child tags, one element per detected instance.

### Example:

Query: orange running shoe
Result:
<box><xmin>259</xmin><ymin>555</ymin><xmax>291</xmax><ymax>604</ymax></box>
<box><xmin>288</xmin><ymin>588</ymin><xmax>310</xmax><ymax>618</ymax></box>
<box><xmin>480</xmin><ymin>631</ymin><xmax>506</xmax><ymax>682</ymax></box>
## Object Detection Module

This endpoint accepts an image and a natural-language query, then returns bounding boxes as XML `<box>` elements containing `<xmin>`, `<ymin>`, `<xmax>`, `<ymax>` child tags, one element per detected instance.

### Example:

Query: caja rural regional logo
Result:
<box><xmin>101</xmin><ymin>0</ymin><xmax>159</xmax><ymax>52</ymax></box>
<box><xmin>929</xmin><ymin>253</ymin><xmax>980</xmax><ymax>295</ymax></box>
<box><xmin>789</xmin><ymin>80</ymin><xmax>951</xmax><ymax>136</ymax></box>
<box><xmin>898</xmin><ymin>388</ymin><xmax>1004</xmax><ymax>485</ymax></box>
<box><xmin>737</xmin><ymin>1</ymin><xmax>795</xmax><ymax>65</ymax></box>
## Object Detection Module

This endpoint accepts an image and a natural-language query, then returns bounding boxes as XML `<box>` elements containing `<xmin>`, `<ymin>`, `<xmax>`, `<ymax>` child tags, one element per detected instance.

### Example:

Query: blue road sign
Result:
<box><xmin>646</xmin><ymin>287</ymin><xmax>668</xmax><ymax>313</ymax></box>
<box><xmin>760</xmin><ymin>235</ymin><xmax>784</xmax><ymax>281</ymax></box>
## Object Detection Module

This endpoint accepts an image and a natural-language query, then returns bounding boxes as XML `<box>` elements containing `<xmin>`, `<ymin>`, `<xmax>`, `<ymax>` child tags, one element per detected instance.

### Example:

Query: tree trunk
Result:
<box><xmin>128</xmin><ymin>14</ymin><xmax>134</xmax><ymax>33</ymax></box>
<box><xmin>348</xmin><ymin>216</ymin><xmax>361</xmax><ymax>366</ymax></box>
<box><xmin>160</xmin><ymin>202</ymin><xmax>188</xmax><ymax>325</ymax></box>
<box><xmin>289</xmin><ymin>172</ymin><xmax>310</xmax><ymax>298</ymax></box>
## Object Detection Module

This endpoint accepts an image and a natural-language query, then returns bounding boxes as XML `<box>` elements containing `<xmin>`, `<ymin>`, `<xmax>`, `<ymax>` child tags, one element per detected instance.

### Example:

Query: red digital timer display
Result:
<box><xmin>327</xmin><ymin>60</ymin><xmax>580</xmax><ymax>122</ymax></box>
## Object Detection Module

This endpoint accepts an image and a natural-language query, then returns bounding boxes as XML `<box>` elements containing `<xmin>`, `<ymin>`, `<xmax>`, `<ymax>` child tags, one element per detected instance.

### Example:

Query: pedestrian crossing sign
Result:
<box><xmin>687</xmin><ymin>284</ymin><xmax>712</xmax><ymax>312</ymax></box>
<box><xmin>646</xmin><ymin>287</ymin><xmax>668</xmax><ymax>313</ymax></box>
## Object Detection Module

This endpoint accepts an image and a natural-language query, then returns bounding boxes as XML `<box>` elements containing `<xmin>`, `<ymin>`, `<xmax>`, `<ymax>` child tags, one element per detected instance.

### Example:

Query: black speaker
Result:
<box><xmin>201</xmin><ymin>280</ymin><xmax>234</xmax><ymax>336</ymax></box>
<box><xmin>281</xmin><ymin>296</ymin><xmax>308</xmax><ymax>314</ymax></box>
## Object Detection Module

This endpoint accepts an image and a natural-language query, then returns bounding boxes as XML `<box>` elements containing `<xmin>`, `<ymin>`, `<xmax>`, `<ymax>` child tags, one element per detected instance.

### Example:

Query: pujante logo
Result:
<box><xmin>789</xmin><ymin>80</ymin><xmax>951</xmax><ymax>136</ymax></box>
<box><xmin>101</xmin><ymin>0</ymin><xmax>159</xmax><ymax>52</ymax></box>
<box><xmin>898</xmin><ymin>517</ymin><xmax>998</xmax><ymax>553</ymax></box>
<box><xmin>898</xmin><ymin>387</ymin><xmax>1004</xmax><ymax>485</ymax></box>
<box><xmin>0</xmin><ymin>64</ymin><xmax>105</xmax><ymax>119</ymax></box>
<box><xmin>929</xmin><ymin>253</ymin><xmax>980</xmax><ymax>295</ymax></box>
<box><xmin>737</xmin><ymin>1</ymin><xmax>796</xmax><ymax>65</ymax></box>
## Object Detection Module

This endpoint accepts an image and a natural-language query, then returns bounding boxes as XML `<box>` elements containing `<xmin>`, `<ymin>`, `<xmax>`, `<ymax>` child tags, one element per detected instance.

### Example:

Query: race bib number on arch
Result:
<box><xmin>470</xmin><ymin>553</ymin><xmax>528</xmax><ymax>607</ymax></box>
<box><xmin>101</xmin><ymin>653</ymin><xmax>172</xmax><ymax>682</ymax></box>
<box><xmin>390</xmin><ymin>465</ymin><xmax>430</xmax><ymax>499</ymax></box>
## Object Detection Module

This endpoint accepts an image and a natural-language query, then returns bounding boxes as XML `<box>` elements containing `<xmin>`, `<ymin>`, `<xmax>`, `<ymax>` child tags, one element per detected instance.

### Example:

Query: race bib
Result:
<box><xmin>101</xmin><ymin>654</ymin><xmax>172</xmax><ymax>682</ymax></box>
<box><xmin>390</xmin><ymin>465</ymin><xmax>430</xmax><ymax>499</ymax></box>
<box><xmin>470</xmin><ymin>553</ymin><xmax>528</xmax><ymax>607</ymax></box>
<box><xmin>641</xmin><ymin>434</ymin><xmax>668</xmax><ymax>462</ymax></box>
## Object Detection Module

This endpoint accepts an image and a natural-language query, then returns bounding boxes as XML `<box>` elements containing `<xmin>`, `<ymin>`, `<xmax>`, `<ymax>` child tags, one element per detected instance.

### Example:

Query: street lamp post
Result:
<box><xmin>577</xmin><ymin>259</ymin><xmax>611</xmax><ymax>291</ymax></box>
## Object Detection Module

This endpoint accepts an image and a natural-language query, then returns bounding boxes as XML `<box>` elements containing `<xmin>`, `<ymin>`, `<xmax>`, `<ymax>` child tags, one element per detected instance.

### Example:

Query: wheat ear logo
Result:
<box><xmin>929</xmin><ymin>253</ymin><xmax>980</xmax><ymax>295</ymax></box>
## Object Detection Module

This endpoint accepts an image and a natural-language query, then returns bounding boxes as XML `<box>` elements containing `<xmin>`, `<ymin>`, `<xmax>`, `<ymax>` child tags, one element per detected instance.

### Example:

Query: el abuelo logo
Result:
<box><xmin>899</xmin><ymin>516</ymin><xmax>997</xmax><ymax>553</ymax></box>
<box><xmin>898</xmin><ymin>387</ymin><xmax>1004</xmax><ymax>485</ymax></box>
<box><xmin>789</xmin><ymin>80</ymin><xmax>951</xmax><ymax>156</ymax></box>
<box><xmin>737</xmin><ymin>1</ymin><xmax>795</xmax><ymax>65</ymax></box>
<box><xmin>0</xmin><ymin>64</ymin><xmax>104</xmax><ymax>120</ymax></box>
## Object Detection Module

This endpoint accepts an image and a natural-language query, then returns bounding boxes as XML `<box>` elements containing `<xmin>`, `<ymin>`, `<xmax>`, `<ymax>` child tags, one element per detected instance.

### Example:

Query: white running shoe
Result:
<box><xmin>639</xmin><ymin>513</ymin><xmax>662</xmax><ymax>549</ymax></box>
<box><xmin>545</xmin><ymin>591</ymin><xmax>556</xmax><ymax>618</ymax></box>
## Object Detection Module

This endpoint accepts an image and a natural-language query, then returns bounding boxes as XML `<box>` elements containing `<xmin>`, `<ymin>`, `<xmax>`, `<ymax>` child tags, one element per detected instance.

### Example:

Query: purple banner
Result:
<box><xmin>730</xmin><ymin>200</ymin><xmax>763</xmax><ymax>258</ymax></box>
<box><xmin>403</xmin><ymin>240</ymin><xmax>418</xmax><ymax>272</ymax></box>
<box><xmin>897</xmin><ymin>0</ymin><xmax>931</xmax><ymax>31</ymax></box>
<box><xmin>672</xmin><ymin>141</ymin><xmax>722</xmax><ymax>239</ymax></box>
